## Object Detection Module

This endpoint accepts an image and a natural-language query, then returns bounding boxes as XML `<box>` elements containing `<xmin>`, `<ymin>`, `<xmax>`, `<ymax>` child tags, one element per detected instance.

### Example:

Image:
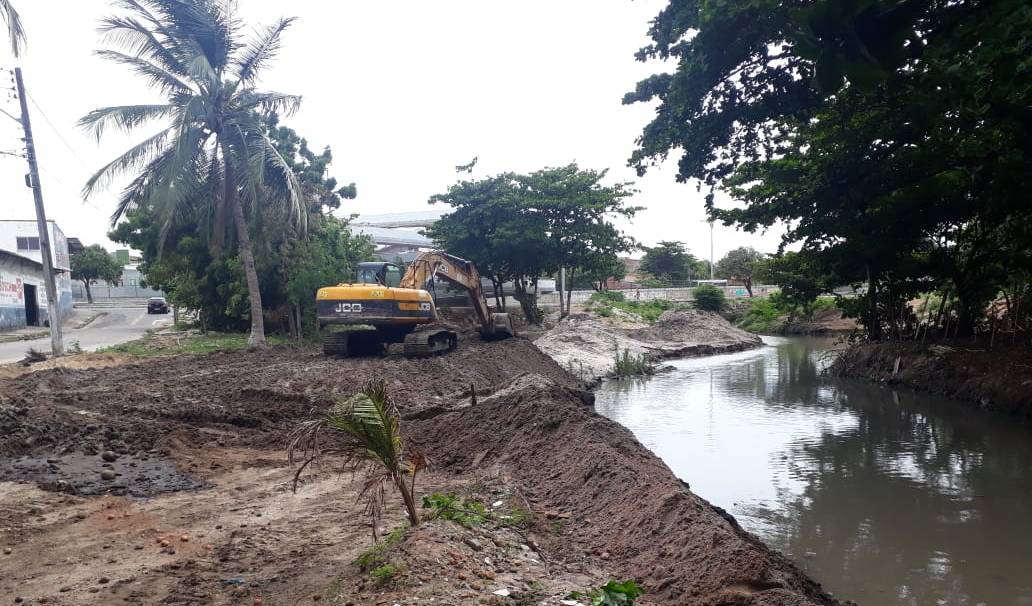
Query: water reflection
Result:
<box><xmin>595</xmin><ymin>337</ymin><xmax>1032</xmax><ymax>606</ymax></box>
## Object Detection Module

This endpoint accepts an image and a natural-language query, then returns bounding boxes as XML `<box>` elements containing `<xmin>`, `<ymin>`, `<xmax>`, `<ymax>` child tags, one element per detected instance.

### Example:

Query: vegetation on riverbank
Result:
<box><xmin>736</xmin><ymin>294</ymin><xmax>841</xmax><ymax>334</ymax></box>
<box><xmin>587</xmin><ymin>291</ymin><xmax>681</xmax><ymax>323</ymax></box>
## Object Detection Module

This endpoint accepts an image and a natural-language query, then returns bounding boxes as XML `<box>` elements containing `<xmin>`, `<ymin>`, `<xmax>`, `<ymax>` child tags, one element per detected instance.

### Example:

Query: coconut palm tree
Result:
<box><xmin>80</xmin><ymin>0</ymin><xmax>304</xmax><ymax>347</ymax></box>
<box><xmin>288</xmin><ymin>380</ymin><xmax>430</xmax><ymax>540</ymax></box>
<box><xmin>1</xmin><ymin>0</ymin><xmax>24</xmax><ymax>57</ymax></box>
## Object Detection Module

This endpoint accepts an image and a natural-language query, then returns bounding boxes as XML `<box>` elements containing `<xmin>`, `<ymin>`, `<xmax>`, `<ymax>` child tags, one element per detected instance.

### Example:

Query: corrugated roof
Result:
<box><xmin>348</xmin><ymin>225</ymin><xmax>434</xmax><ymax>247</ymax></box>
<box><xmin>352</xmin><ymin>209</ymin><xmax>446</xmax><ymax>228</ymax></box>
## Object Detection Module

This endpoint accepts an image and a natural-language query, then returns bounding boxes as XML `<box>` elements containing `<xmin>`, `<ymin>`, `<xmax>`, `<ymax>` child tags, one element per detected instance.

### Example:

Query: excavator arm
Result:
<box><xmin>401</xmin><ymin>251</ymin><xmax>514</xmax><ymax>339</ymax></box>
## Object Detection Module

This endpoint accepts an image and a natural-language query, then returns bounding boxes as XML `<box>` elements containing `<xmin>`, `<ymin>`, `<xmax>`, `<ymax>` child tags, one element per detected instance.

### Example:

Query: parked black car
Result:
<box><xmin>147</xmin><ymin>296</ymin><xmax>169</xmax><ymax>314</ymax></box>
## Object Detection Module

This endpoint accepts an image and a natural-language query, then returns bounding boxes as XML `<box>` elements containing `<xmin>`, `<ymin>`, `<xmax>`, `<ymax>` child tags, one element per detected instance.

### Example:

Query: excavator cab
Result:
<box><xmin>355</xmin><ymin>262</ymin><xmax>403</xmax><ymax>287</ymax></box>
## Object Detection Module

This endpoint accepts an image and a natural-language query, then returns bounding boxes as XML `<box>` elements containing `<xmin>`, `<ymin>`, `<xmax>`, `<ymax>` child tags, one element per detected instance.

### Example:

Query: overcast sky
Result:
<box><xmin>0</xmin><ymin>0</ymin><xmax>785</xmax><ymax>262</ymax></box>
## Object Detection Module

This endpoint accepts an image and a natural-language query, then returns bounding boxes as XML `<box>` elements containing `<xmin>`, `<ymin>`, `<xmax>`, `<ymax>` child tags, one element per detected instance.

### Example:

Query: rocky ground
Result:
<box><xmin>830</xmin><ymin>340</ymin><xmax>1032</xmax><ymax>419</ymax></box>
<box><xmin>534</xmin><ymin>310</ymin><xmax>762</xmax><ymax>383</ymax></box>
<box><xmin>0</xmin><ymin>331</ymin><xmax>842</xmax><ymax>605</ymax></box>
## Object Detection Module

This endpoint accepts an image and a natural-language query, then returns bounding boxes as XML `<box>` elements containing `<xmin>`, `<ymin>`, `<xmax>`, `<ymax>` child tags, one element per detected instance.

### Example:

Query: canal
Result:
<box><xmin>594</xmin><ymin>336</ymin><xmax>1032</xmax><ymax>606</ymax></box>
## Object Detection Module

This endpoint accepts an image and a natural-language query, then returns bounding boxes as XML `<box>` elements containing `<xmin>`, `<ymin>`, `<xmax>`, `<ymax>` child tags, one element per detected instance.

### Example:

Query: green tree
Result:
<box><xmin>429</xmin><ymin>164</ymin><xmax>637</xmax><ymax>322</ymax></box>
<box><xmin>1</xmin><ymin>0</ymin><xmax>25</xmax><ymax>56</ymax></box>
<box><xmin>715</xmin><ymin>247</ymin><xmax>765</xmax><ymax>296</ymax></box>
<box><xmin>639</xmin><ymin>241</ymin><xmax>702</xmax><ymax>285</ymax></box>
<box><xmin>81</xmin><ymin>0</ymin><xmax>304</xmax><ymax>348</ymax></box>
<box><xmin>70</xmin><ymin>244</ymin><xmax>124</xmax><ymax>303</ymax></box>
<box><xmin>628</xmin><ymin>0</ymin><xmax>1032</xmax><ymax>340</ymax></box>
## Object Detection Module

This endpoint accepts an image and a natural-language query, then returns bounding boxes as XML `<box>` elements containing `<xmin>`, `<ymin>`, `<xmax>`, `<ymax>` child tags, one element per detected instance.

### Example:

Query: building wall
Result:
<box><xmin>0</xmin><ymin>221</ymin><xmax>73</xmax><ymax>318</ymax></box>
<box><xmin>0</xmin><ymin>254</ymin><xmax>48</xmax><ymax>330</ymax></box>
<box><xmin>0</xmin><ymin>220</ymin><xmax>70</xmax><ymax>270</ymax></box>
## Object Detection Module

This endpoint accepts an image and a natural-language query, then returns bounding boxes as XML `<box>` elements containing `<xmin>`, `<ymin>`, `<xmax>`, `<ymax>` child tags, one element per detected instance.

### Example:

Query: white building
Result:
<box><xmin>0</xmin><ymin>220</ymin><xmax>74</xmax><ymax>325</ymax></box>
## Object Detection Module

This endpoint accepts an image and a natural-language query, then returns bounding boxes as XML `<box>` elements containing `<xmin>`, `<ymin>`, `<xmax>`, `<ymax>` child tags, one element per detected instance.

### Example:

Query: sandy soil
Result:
<box><xmin>535</xmin><ymin>310</ymin><xmax>762</xmax><ymax>383</ymax></box>
<box><xmin>831</xmin><ymin>340</ymin><xmax>1032</xmax><ymax>418</ymax></box>
<box><xmin>1</xmin><ymin>334</ymin><xmax>843</xmax><ymax>605</ymax></box>
<box><xmin>782</xmin><ymin>309</ymin><xmax>857</xmax><ymax>336</ymax></box>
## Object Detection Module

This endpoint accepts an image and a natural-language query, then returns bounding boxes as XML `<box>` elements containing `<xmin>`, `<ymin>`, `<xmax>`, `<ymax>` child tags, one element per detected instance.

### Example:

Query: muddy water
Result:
<box><xmin>595</xmin><ymin>336</ymin><xmax>1032</xmax><ymax>606</ymax></box>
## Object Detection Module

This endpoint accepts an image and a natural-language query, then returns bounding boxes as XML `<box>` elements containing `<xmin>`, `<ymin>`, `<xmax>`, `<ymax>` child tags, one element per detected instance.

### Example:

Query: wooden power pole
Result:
<box><xmin>15</xmin><ymin>67</ymin><xmax>64</xmax><ymax>356</ymax></box>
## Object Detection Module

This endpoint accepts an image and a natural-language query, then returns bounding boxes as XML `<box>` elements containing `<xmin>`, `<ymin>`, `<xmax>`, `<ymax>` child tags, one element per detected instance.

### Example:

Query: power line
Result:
<box><xmin>26</xmin><ymin>90</ymin><xmax>90</xmax><ymax>170</ymax></box>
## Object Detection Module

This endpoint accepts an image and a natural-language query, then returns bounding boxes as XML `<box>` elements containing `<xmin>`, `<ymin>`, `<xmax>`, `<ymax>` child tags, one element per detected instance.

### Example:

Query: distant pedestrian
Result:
<box><xmin>634</xmin><ymin>289</ymin><xmax>641</xmax><ymax>302</ymax></box>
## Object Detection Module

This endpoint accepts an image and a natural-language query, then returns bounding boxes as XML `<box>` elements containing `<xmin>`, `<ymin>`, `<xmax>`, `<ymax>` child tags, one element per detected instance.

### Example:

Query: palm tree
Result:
<box><xmin>80</xmin><ymin>0</ymin><xmax>304</xmax><ymax>347</ymax></box>
<box><xmin>288</xmin><ymin>380</ymin><xmax>430</xmax><ymax>540</ymax></box>
<box><xmin>0</xmin><ymin>0</ymin><xmax>24</xmax><ymax>57</ymax></box>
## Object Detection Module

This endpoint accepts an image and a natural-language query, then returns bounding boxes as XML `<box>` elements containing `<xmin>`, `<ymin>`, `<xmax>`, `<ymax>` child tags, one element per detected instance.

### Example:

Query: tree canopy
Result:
<box><xmin>628</xmin><ymin>0</ymin><xmax>1032</xmax><ymax>340</ymax></box>
<box><xmin>715</xmin><ymin>247</ymin><xmax>765</xmax><ymax>296</ymax></box>
<box><xmin>70</xmin><ymin>244</ymin><xmax>123</xmax><ymax>304</ymax></box>
<box><xmin>639</xmin><ymin>241</ymin><xmax>707</xmax><ymax>286</ymax></box>
<box><xmin>428</xmin><ymin>163</ymin><xmax>637</xmax><ymax>321</ymax></box>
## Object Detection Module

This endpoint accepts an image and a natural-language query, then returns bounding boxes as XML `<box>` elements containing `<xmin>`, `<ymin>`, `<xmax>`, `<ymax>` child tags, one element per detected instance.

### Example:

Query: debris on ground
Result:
<box><xmin>535</xmin><ymin>310</ymin><xmax>763</xmax><ymax>383</ymax></box>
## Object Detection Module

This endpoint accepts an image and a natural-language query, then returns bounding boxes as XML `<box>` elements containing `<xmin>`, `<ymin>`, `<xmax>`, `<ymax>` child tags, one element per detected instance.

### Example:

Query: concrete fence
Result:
<box><xmin>537</xmin><ymin>284</ymin><xmax>780</xmax><ymax>306</ymax></box>
<box><xmin>71</xmin><ymin>281</ymin><xmax>164</xmax><ymax>301</ymax></box>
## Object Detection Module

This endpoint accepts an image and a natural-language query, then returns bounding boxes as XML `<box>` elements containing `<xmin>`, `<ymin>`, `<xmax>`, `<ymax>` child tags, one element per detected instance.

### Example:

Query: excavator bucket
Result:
<box><xmin>484</xmin><ymin>312</ymin><xmax>515</xmax><ymax>340</ymax></box>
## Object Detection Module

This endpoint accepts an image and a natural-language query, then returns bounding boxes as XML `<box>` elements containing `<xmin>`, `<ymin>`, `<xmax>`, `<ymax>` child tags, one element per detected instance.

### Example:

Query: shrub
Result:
<box><xmin>693</xmin><ymin>284</ymin><xmax>726</xmax><ymax>311</ymax></box>
<box><xmin>596</xmin><ymin>306</ymin><xmax>614</xmax><ymax>317</ymax></box>
<box><xmin>590</xmin><ymin>290</ymin><xmax>626</xmax><ymax>304</ymax></box>
<box><xmin>612</xmin><ymin>349</ymin><xmax>655</xmax><ymax>377</ymax></box>
<box><xmin>370</xmin><ymin>563</ymin><xmax>402</xmax><ymax>586</ymax></box>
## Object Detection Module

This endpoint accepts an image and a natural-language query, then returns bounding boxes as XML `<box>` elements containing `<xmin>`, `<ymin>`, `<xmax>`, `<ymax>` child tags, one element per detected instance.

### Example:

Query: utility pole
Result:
<box><xmin>15</xmin><ymin>67</ymin><xmax>64</xmax><ymax>356</ymax></box>
<box><xmin>709</xmin><ymin>220</ymin><xmax>715</xmax><ymax>280</ymax></box>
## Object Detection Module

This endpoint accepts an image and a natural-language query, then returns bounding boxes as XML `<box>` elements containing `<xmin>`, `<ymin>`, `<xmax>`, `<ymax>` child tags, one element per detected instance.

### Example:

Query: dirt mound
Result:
<box><xmin>783</xmin><ymin>308</ymin><xmax>857</xmax><ymax>335</ymax></box>
<box><xmin>0</xmin><ymin>336</ymin><xmax>573</xmax><ymax>493</ymax></box>
<box><xmin>535</xmin><ymin>310</ymin><xmax>762</xmax><ymax>383</ymax></box>
<box><xmin>831</xmin><ymin>341</ymin><xmax>1032</xmax><ymax>418</ymax></box>
<box><xmin>408</xmin><ymin>376</ymin><xmax>842</xmax><ymax>606</ymax></box>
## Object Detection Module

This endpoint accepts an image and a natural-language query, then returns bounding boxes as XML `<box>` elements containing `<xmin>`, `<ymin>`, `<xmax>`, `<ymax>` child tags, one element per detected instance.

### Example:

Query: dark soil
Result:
<box><xmin>0</xmin><ymin>333</ymin><xmax>846</xmax><ymax>605</ymax></box>
<box><xmin>830</xmin><ymin>341</ymin><xmax>1032</xmax><ymax>418</ymax></box>
<box><xmin>409</xmin><ymin>377</ymin><xmax>843</xmax><ymax>606</ymax></box>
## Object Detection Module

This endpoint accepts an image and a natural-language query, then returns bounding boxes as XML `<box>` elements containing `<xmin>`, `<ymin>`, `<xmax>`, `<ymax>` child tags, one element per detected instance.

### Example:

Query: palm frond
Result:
<box><xmin>78</xmin><ymin>104</ymin><xmax>175</xmax><ymax>141</ymax></box>
<box><xmin>234</xmin><ymin>91</ymin><xmax>302</xmax><ymax>117</ymax></box>
<box><xmin>0</xmin><ymin>0</ymin><xmax>25</xmax><ymax>57</ymax></box>
<box><xmin>83</xmin><ymin>127</ymin><xmax>174</xmax><ymax>204</ymax></box>
<box><xmin>94</xmin><ymin>49</ymin><xmax>194</xmax><ymax>95</ymax></box>
<box><xmin>233</xmin><ymin>17</ymin><xmax>296</xmax><ymax>85</ymax></box>
<box><xmin>97</xmin><ymin>15</ymin><xmax>187</xmax><ymax>76</ymax></box>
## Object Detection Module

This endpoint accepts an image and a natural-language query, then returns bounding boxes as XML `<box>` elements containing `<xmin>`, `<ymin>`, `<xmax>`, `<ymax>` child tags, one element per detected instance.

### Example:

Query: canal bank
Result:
<box><xmin>831</xmin><ymin>340</ymin><xmax>1032</xmax><ymax>419</ymax></box>
<box><xmin>595</xmin><ymin>336</ymin><xmax>1032</xmax><ymax>605</ymax></box>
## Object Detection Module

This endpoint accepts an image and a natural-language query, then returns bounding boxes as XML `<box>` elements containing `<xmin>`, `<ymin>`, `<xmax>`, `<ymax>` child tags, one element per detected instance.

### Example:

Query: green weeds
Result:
<box><xmin>568</xmin><ymin>580</ymin><xmax>645</xmax><ymax>605</ymax></box>
<box><xmin>421</xmin><ymin>493</ymin><xmax>487</xmax><ymax>527</ymax></box>
<box><xmin>612</xmin><ymin>349</ymin><xmax>655</xmax><ymax>377</ymax></box>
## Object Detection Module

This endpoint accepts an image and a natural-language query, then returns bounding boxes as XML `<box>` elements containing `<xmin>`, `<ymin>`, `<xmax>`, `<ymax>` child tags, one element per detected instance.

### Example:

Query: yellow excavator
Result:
<box><xmin>315</xmin><ymin>251</ymin><xmax>515</xmax><ymax>357</ymax></box>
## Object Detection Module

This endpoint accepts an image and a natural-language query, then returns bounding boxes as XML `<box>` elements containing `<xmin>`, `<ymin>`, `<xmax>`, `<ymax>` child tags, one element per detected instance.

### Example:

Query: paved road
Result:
<box><xmin>0</xmin><ymin>307</ymin><xmax>170</xmax><ymax>364</ymax></box>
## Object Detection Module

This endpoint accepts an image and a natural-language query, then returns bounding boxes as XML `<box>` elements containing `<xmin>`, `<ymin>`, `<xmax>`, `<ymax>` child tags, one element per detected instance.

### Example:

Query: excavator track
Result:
<box><xmin>402</xmin><ymin>328</ymin><xmax>457</xmax><ymax>357</ymax></box>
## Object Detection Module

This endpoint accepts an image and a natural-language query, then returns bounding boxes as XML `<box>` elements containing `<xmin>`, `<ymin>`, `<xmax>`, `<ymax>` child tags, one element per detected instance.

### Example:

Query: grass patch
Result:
<box><xmin>369</xmin><ymin>563</ymin><xmax>403</xmax><ymax>587</ymax></box>
<box><xmin>588</xmin><ymin>291</ymin><xmax>681</xmax><ymax>323</ymax></box>
<box><xmin>736</xmin><ymin>294</ymin><xmax>841</xmax><ymax>334</ymax></box>
<box><xmin>612</xmin><ymin>349</ymin><xmax>655</xmax><ymax>378</ymax></box>
<box><xmin>354</xmin><ymin>526</ymin><xmax>407</xmax><ymax>571</ymax></box>
<box><xmin>101</xmin><ymin>331</ymin><xmax>289</xmax><ymax>358</ymax></box>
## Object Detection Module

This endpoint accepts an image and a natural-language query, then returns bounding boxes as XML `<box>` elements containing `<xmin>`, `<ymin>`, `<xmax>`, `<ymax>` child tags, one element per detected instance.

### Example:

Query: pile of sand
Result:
<box><xmin>534</xmin><ymin>310</ymin><xmax>762</xmax><ymax>383</ymax></box>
